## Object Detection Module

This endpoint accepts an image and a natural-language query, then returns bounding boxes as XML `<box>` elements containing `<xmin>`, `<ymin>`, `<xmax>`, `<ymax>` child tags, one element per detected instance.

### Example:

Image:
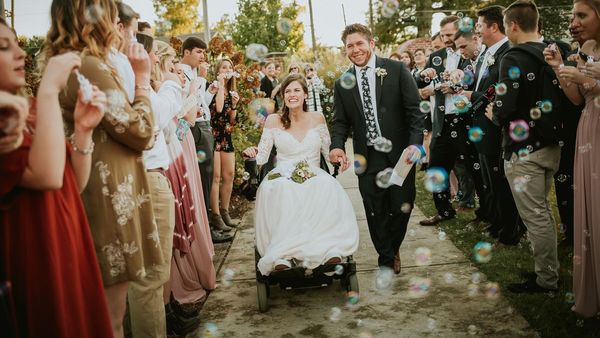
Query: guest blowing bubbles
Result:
<box><xmin>44</xmin><ymin>1</ymin><xmax>162</xmax><ymax>337</ymax></box>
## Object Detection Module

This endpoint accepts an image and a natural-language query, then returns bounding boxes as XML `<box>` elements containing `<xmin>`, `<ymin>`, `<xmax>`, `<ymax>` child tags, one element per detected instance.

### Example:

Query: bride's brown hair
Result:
<box><xmin>279</xmin><ymin>74</ymin><xmax>308</xmax><ymax>129</ymax></box>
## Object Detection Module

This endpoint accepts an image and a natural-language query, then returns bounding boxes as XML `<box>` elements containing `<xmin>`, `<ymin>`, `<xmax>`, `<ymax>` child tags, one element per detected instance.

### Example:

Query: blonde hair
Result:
<box><xmin>44</xmin><ymin>0</ymin><xmax>120</xmax><ymax>60</ymax></box>
<box><xmin>574</xmin><ymin>0</ymin><xmax>600</xmax><ymax>19</ymax></box>
<box><xmin>152</xmin><ymin>40</ymin><xmax>176</xmax><ymax>84</ymax></box>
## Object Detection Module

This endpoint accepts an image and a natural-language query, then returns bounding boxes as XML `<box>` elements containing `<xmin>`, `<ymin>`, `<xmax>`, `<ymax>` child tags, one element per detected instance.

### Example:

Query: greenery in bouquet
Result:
<box><xmin>290</xmin><ymin>160</ymin><xmax>315</xmax><ymax>184</ymax></box>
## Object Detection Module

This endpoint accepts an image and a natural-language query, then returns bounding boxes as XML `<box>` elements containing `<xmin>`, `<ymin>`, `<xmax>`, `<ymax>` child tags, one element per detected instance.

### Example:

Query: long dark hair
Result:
<box><xmin>279</xmin><ymin>73</ymin><xmax>308</xmax><ymax>129</ymax></box>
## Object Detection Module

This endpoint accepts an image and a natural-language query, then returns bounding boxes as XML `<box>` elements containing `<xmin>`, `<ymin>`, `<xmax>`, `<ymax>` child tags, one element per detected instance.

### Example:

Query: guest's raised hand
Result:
<box><xmin>420</xmin><ymin>68</ymin><xmax>437</xmax><ymax>79</ymax></box>
<box><xmin>74</xmin><ymin>86</ymin><xmax>106</xmax><ymax>132</ymax></box>
<box><xmin>127</xmin><ymin>42</ymin><xmax>151</xmax><ymax>79</ymax></box>
<box><xmin>543</xmin><ymin>44</ymin><xmax>564</xmax><ymax>68</ymax></box>
<box><xmin>231</xmin><ymin>91</ymin><xmax>240</xmax><ymax>107</ymax></box>
<box><xmin>242</xmin><ymin>146</ymin><xmax>258</xmax><ymax>158</ymax></box>
<box><xmin>558</xmin><ymin>65</ymin><xmax>587</xmax><ymax>84</ymax></box>
<box><xmin>582</xmin><ymin>61</ymin><xmax>600</xmax><ymax>80</ymax></box>
<box><xmin>39</xmin><ymin>52</ymin><xmax>81</xmax><ymax>94</ymax></box>
<box><xmin>0</xmin><ymin>92</ymin><xmax>28</xmax><ymax>154</ymax></box>
<box><xmin>567</xmin><ymin>53</ymin><xmax>582</xmax><ymax>63</ymax></box>
<box><xmin>484</xmin><ymin>102</ymin><xmax>494</xmax><ymax>121</ymax></box>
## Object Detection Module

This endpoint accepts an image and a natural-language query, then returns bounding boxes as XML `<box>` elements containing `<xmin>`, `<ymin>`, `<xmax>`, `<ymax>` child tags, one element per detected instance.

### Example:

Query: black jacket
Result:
<box><xmin>493</xmin><ymin>42</ymin><xmax>564</xmax><ymax>160</ymax></box>
<box><xmin>469</xmin><ymin>40</ymin><xmax>510</xmax><ymax>156</ymax></box>
<box><xmin>260</xmin><ymin>76</ymin><xmax>278</xmax><ymax>110</ymax></box>
<box><xmin>331</xmin><ymin>57</ymin><xmax>425</xmax><ymax>163</ymax></box>
<box><xmin>417</xmin><ymin>47</ymin><xmax>470</xmax><ymax>138</ymax></box>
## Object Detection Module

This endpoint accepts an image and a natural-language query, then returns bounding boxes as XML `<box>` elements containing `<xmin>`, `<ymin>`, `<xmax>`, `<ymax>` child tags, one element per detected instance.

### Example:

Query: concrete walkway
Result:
<box><xmin>197</xmin><ymin>149</ymin><xmax>534</xmax><ymax>338</ymax></box>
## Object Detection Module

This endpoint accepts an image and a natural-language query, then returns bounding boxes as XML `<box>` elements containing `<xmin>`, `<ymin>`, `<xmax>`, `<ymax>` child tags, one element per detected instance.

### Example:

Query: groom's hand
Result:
<box><xmin>329</xmin><ymin>148</ymin><xmax>349</xmax><ymax>172</ymax></box>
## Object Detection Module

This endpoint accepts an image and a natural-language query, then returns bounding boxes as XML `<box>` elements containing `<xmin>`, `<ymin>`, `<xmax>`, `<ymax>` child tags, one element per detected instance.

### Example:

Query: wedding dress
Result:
<box><xmin>254</xmin><ymin>124</ymin><xmax>359</xmax><ymax>276</ymax></box>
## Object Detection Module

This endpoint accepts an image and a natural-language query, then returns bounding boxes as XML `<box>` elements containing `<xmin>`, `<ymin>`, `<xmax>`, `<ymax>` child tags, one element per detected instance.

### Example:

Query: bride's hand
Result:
<box><xmin>329</xmin><ymin>148</ymin><xmax>349</xmax><ymax>172</ymax></box>
<box><xmin>243</xmin><ymin>146</ymin><xmax>258</xmax><ymax>158</ymax></box>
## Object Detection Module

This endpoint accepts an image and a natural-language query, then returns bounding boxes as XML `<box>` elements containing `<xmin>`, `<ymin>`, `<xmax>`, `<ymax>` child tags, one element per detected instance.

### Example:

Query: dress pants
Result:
<box><xmin>128</xmin><ymin>172</ymin><xmax>175</xmax><ymax>338</ymax></box>
<box><xmin>358</xmin><ymin>146</ymin><xmax>415</xmax><ymax>268</ymax></box>
<box><xmin>428</xmin><ymin>115</ymin><xmax>486</xmax><ymax>219</ymax></box>
<box><xmin>554</xmin><ymin>138</ymin><xmax>576</xmax><ymax>245</ymax></box>
<box><xmin>478</xmin><ymin>153</ymin><xmax>524</xmax><ymax>244</ymax></box>
<box><xmin>191</xmin><ymin>121</ymin><xmax>214</xmax><ymax>213</ymax></box>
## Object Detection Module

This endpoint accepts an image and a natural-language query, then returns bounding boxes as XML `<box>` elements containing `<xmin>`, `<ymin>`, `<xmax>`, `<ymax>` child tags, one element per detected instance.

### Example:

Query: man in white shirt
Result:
<box><xmin>179</xmin><ymin>37</ymin><xmax>233</xmax><ymax>242</ymax></box>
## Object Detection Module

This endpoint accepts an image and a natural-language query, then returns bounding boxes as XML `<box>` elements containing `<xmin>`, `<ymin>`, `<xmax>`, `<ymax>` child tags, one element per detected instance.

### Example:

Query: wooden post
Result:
<box><xmin>308</xmin><ymin>0</ymin><xmax>317</xmax><ymax>61</ymax></box>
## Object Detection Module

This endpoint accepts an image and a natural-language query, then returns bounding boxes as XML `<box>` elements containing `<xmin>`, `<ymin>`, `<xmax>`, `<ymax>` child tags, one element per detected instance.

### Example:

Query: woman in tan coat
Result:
<box><xmin>44</xmin><ymin>0</ymin><xmax>163</xmax><ymax>336</ymax></box>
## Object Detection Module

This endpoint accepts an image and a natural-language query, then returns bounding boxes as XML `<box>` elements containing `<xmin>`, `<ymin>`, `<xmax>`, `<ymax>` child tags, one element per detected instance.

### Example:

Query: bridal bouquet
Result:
<box><xmin>290</xmin><ymin>160</ymin><xmax>316</xmax><ymax>184</ymax></box>
<box><xmin>267</xmin><ymin>160</ymin><xmax>316</xmax><ymax>184</ymax></box>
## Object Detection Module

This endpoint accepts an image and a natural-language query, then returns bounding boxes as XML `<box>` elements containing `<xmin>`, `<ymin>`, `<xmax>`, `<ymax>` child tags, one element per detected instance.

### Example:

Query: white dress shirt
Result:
<box><xmin>108</xmin><ymin>48</ymin><xmax>135</xmax><ymax>103</ymax></box>
<box><xmin>144</xmin><ymin>80</ymin><xmax>183</xmax><ymax>170</ymax></box>
<box><xmin>179</xmin><ymin>63</ymin><xmax>212</xmax><ymax>122</ymax></box>
<box><xmin>354</xmin><ymin>54</ymin><xmax>382</xmax><ymax>140</ymax></box>
<box><xmin>444</xmin><ymin>48</ymin><xmax>462</xmax><ymax>115</ymax></box>
<box><xmin>475</xmin><ymin>37</ymin><xmax>509</xmax><ymax>91</ymax></box>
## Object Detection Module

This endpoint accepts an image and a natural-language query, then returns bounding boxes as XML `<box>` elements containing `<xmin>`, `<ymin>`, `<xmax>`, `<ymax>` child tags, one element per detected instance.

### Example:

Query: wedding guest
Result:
<box><xmin>113</xmin><ymin>1</ymin><xmax>139</xmax><ymax>103</ymax></box>
<box><xmin>304</xmin><ymin>63</ymin><xmax>323</xmax><ymax>113</ymax></box>
<box><xmin>412</xmin><ymin>48</ymin><xmax>428</xmax><ymax>80</ymax></box>
<box><xmin>45</xmin><ymin>1</ymin><xmax>162</xmax><ymax>336</ymax></box>
<box><xmin>209</xmin><ymin>58</ymin><xmax>240</xmax><ymax>230</ymax></box>
<box><xmin>431</xmin><ymin>32</ymin><xmax>445</xmax><ymax>52</ymax></box>
<box><xmin>545</xmin><ymin>0</ymin><xmax>600</xmax><ymax>318</ymax></box>
<box><xmin>260</xmin><ymin>61</ymin><xmax>279</xmax><ymax>110</ymax></box>
<box><xmin>138</xmin><ymin>21</ymin><xmax>153</xmax><ymax>36</ymax></box>
<box><xmin>0</xmin><ymin>19</ymin><xmax>112</xmax><ymax>337</ymax></box>
<box><xmin>399</xmin><ymin>51</ymin><xmax>415</xmax><ymax>71</ymax></box>
<box><xmin>389</xmin><ymin>51</ymin><xmax>401</xmax><ymax>61</ymax></box>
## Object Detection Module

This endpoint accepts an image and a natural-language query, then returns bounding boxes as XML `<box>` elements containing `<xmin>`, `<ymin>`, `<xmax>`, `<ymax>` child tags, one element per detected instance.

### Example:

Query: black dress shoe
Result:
<box><xmin>419</xmin><ymin>214</ymin><xmax>454</xmax><ymax>226</ymax></box>
<box><xmin>211</xmin><ymin>229</ymin><xmax>233</xmax><ymax>243</ymax></box>
<box><xmin>507</xmin><ymin>277</ymin><xmax>557</xmax><ymax>293</ymax></box>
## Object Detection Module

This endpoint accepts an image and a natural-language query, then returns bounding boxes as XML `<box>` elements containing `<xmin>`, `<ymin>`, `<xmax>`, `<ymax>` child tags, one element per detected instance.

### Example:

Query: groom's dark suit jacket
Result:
<box><xmin>330</xmin><ymin>56</ymin><xmax>425</xmax><ymax>162</ymax></box>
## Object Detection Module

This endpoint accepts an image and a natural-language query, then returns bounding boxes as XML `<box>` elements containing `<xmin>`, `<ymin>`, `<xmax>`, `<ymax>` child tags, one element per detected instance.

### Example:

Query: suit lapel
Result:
<box><xmin>349</xmin><ymin>67</ymin><xmax>365</xmax><ymax>118</ymax></box>
<box><xmin>375</xmin><ymin>57</ymin><xmax>384</xmax><ymax>110</ymax></box>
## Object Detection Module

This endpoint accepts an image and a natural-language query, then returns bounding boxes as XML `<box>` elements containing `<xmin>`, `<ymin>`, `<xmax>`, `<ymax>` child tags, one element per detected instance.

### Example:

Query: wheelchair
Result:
<box><xmin>242</xmin><ymin>151</ymin><xmax>359</xmax><ymax>312</ymax></box>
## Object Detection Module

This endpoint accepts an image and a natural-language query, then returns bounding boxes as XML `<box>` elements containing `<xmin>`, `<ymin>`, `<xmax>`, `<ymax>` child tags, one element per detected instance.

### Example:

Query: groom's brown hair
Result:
<box><xmin>341</xmin><ymin>24</ymin><xmax>373</xmax><ymax>44</ymax></box>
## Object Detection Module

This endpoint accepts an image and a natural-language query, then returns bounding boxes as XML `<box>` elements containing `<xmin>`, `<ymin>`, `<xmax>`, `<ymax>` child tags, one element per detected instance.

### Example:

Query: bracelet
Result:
<box><xmin>69</xmin><ymin>133</ymin><xmax>95</xmax><ymax>155</ymax></box>
<box><xmin>135</xmin><ymin>84</ymin><xmax>152</xmax><ymax>91</ymax></box>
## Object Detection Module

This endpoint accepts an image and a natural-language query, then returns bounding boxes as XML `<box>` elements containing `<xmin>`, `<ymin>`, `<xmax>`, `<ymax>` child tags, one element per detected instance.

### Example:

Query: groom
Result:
<box><xmin>329</xmin><ymin>24</ymin><xmax>425</xmax><ymax>274</ymax></box>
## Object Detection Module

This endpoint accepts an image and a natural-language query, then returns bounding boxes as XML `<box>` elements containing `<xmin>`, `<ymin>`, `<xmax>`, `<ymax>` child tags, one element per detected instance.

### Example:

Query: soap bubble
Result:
<box><xmin>518</xmin><ymin>148</ymin><xmax>530</xmax><ymax>161</ymax></box>
<box><xmin>527</xmin><ymin>73</ymin><xmax>536</xmax><ymax>81</ymax></box>
<box><xmin>353</xmin><ymin>154</ymin><xmax>368</xmax><ymax>175</ymax></box>
<box><xmin>468</xmin><ymin>324</ymin><xmax>478</xmax><ymax>335</ymax></box>
<box><xmin>340</xmin><ymin>72</ymin><xmax>357</xmax><ymax>89</ymax></box>
<box><xmin>444</xmin><ymin>272</ymin><xmax>455</xmax><ymax>283</ymax></box>
<box><xmin>375</xmin><ymin>266</ymin><xmax>394</xmax><ymax>290</ymax></box>
<box><xmin>513</xmin><ymin>176</ymin><xmax>528</xmax><ymax>192</ymax></box>
<box><xmin>248</xmin><ymin>98</ymin><xmax>276</xmax><ymax>125</ymax></box>
<box><xmin>420</xmin><ymin>101</ymin><xmax>432</xmax><ymax>113</ymax></box>
<box><xmin>84</xmin><ymin>5</ymin><xmax>105</xmax><ymax>24</ymax></box>
<box><xmin>473</xmin><ymin>241</ymin><xmax>493</xmax><ymax>263</ymax></box>
<box><xmin>495</xmin><ymin>83</ymin><xmax>508</xmax><ymax>96</ymax></box>
<box><xmin>334</xmin><ymin>264</ymin><xmax>344</xmax><ymax>275</ymax></box>
<box><xmin>530</xmin><ymin>107</ymin><xmax>542</xmax><ymax>120</ymax></box>
<box><xmin>376</xmin><ymin>168</ymin><xmax>394</xmax><ymax>189</ymax></box>
<box><xmin>432</xmin><ymin>56</ymin><xmax>443</xmax><ymax>67</ymax></box>
<box><xmin>467</xmin><ymin>283</ymin><xmax>479</xmax><ymax>297</ymax></box>
<box><xmin>346</xmin><ymin>291</ymin><xmax>360</xmax><ymax>305</ymax></box>
<box><xmin>508</xmin><ymin>66</ymin><xmax>521</xmax><ymax>80</ymax></box>
<box><xmin>424</xmin><ymin>167</ymin><xmax>449</xmax><ymax>193</ymax></box>
<box><xmin>415</xmin><ymin>247</ymin><xmax>432</xmax><ymax>266</ymax></box>
<box><xmin>276</xmin><ymin>18</ymin><xmax>293</xmax><ymax>34</ymax></box>
<box><xmin>373</xmin><ymin>136</ymin><xmax>393</xmax><ymax>153</ymax></box>
<box><xmin>453</xmin><ymin>95</ymin><xmax>471</xmax><ymax>114</ymax></box>
<box><xmin>197</xmin><ymin>150</ymin><xmax>207</xmax><ymax>163</ymax></box>
<box><xmin>438</xmin><ymin>231</ymin><xmax>447</xmax><ymax>240</ymax></box>
<box><xmin>468</xmin><ymin>126</ymin><xmax>484</xmax><ymax>142</ymax></box>
<box><xmin>509</xmin><ymin>120</ymin><xmax>530</xmax><ymax>142</ymax></box>
<box><xmin>203</xmin><ymin>322</ymin><xmax>219</xmax><ymax>337</ymax></box>
<box><xmin>242</xmin><ymin>172</ymin><xmax>250</xmax><ymax>181</ymax></box>
<box><xmin>458</xmin><ymin>17</ymin><xmax>475</xmax><ymax>32</ymax></box>
<box><xmin>471</xmin><ymin>272</ymin><xmax>481</xmax><ymax>284</ymax></box>
<box><xmin>329</xmin><ymin>307</ymin><xmax>342</xmax><ymax>322</ymax></box>
<box><xmin>540</xmin><ymin>99</ymin><xmax>553</xmax><ymax>113</ymax></box>
<box><xmin>485</xmin><ymin>282</ymin><xmax>500</xmax><ymax>299</ymax></box>
<box><xmin>408</xmin><ymin>277</ymin><xmax>432</xmax><ymax>297</ymax></box>
<box><xmin>401</xmin><ymin>203</ymin><xmax>412</xmax><ymax>214</ymax></box>
<box><xmin>565</xmin><ymin>292</ymin><xmax>575</xmax><ymax>303</ymax></box>
<box><xmin>221</xmin><ymin>268</ymin><xmax>235</xmax><ymax>287</ymax></box>
<box><xmin>462</xmin><ymin>70</ymin><xmax>475</xmax><ymax>86</ymax></box>
<box><xmin>245</xmin><ymin>44</ymin><xmax>268</xmax><ymax>61</ymax></box>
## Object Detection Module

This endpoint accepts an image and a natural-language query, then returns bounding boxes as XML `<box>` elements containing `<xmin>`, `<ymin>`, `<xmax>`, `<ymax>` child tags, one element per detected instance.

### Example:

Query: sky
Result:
<box><xmin>7</xmin><ymin>0</ymin><xmax>373</xmax><ymax>47</ymax></box>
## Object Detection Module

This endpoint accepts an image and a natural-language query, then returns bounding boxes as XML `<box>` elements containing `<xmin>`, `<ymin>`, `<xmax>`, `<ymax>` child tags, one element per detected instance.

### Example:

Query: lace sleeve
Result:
<box><xmin>316</xmin><ymin>124</ymin><xmax>331</xmax><ymax>162</ymax></box>
<box><xmin>256</xmin><ymin>128</ymin><xmax>275</xmax><ymax>166</ymax></box>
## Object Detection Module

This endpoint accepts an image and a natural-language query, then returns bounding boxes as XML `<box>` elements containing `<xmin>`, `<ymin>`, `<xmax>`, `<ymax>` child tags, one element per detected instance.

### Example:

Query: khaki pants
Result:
<box><xmin>128</xmin><ymin>172</ymin><xmax>175</xmax><ymax>338</ymax></box>
<box><xmin>504</xmin><ymin>145</ymin><xmax>561</xmax><ymax>289</ymax></box>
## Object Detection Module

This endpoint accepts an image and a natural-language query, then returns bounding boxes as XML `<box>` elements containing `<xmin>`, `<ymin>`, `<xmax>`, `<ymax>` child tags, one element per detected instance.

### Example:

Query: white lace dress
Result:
<box><xmin>255</xmin><ymin>124</ymin><xmax>359</xmax><ymax>276</ymax></box>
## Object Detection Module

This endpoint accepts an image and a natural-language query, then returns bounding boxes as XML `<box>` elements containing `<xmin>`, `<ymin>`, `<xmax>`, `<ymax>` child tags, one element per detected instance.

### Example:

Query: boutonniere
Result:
<box><xmin>375</xmin><ymin>67</ymin><xmax>387</xmax><ymax>85</ymax></box>
<box><xmin>487</xmin><ymin>55</ymin><xmax>495</xmax><ymax>66</ymax></box>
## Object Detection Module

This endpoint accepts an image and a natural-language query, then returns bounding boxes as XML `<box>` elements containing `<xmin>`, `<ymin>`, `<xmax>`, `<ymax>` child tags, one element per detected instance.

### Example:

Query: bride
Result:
<box><xmin>243</xmin><ymin>74</ymin><xmax>359</xmax><ymax>276</ymax></box>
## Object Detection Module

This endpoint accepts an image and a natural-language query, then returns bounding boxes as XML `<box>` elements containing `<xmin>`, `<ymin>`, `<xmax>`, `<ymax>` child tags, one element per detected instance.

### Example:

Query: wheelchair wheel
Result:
<box><xmin>347</xmin><ymin>273</ymin><xmax>359</xmax><ymax>293</ymax></box>
<box><xmin>257</xmin><ymin>281</ymin><xmax>269</xmax><ymax>312</ymax></box>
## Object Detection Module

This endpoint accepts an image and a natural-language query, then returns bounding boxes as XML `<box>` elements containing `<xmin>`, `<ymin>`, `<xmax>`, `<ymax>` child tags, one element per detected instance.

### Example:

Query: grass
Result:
<box><xmin>413</xmin><ymin>171</ymin><xmax>600</xmax><ymax>338</ymax></box>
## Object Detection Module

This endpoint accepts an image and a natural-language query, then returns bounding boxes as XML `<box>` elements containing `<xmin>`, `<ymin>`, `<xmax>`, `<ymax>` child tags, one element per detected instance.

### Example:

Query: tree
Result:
<box><xmin>153</xmin><ymin>0</ymin><xmax>203</xmax><ymax>36</ymax></box>
<box><xmin>373</xmin><ymin>0</ymin><xmax>573</xmax><ymax>49</ymax></box>
<box><xmin>229</xmin><ymin>0</ymin><xmax>304</xmax><ymax>54</ymax></box>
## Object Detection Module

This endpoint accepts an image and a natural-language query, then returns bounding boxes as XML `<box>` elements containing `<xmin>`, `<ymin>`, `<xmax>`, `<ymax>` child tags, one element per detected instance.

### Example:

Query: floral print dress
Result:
<box><xmin>60</xmin><ymin>55</ymin><xmax>163</xmax><ymax>286</ymax></box>
<box><xmin>210</xmin><ymin>92</ymin><xmax>236</xmax><ymax>153</ymax></box>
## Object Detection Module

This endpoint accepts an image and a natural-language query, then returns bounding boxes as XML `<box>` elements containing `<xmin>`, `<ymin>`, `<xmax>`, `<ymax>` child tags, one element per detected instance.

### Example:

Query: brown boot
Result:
<box><xmin>220</xmin><ymin>208</ymin><xmax>239</xmax><ymax>228</ymax></box>
<box><xmin>210</xmin><ymin>212</ymin><xmax>232</xmax><ymax>232</ymax></box>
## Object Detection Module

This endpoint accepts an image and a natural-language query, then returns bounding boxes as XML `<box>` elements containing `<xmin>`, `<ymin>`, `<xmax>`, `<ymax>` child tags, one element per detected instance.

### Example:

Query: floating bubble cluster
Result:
<box><xmin>245</xmin><ymin>43</ymin><xmax>268</xmax><ymax>61</ymax></box>
<box><xmin>375</xmin><ymin>266</ymin><xmax>394</xmax><ymax>290</ymax></box>
<box><xmin>375</xmin><ymin>168</ymin><xmax>394</xmax><ymax>189</ymax></box>
<box><xmin>513</xmin><ymin>176</ymin><xmax>528</xmax><ymax>192</ymax></box>
<box><xmin>539</xmin><ymin>99</ymin><xmax>553</xmax><ymax>113</ymax></box>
